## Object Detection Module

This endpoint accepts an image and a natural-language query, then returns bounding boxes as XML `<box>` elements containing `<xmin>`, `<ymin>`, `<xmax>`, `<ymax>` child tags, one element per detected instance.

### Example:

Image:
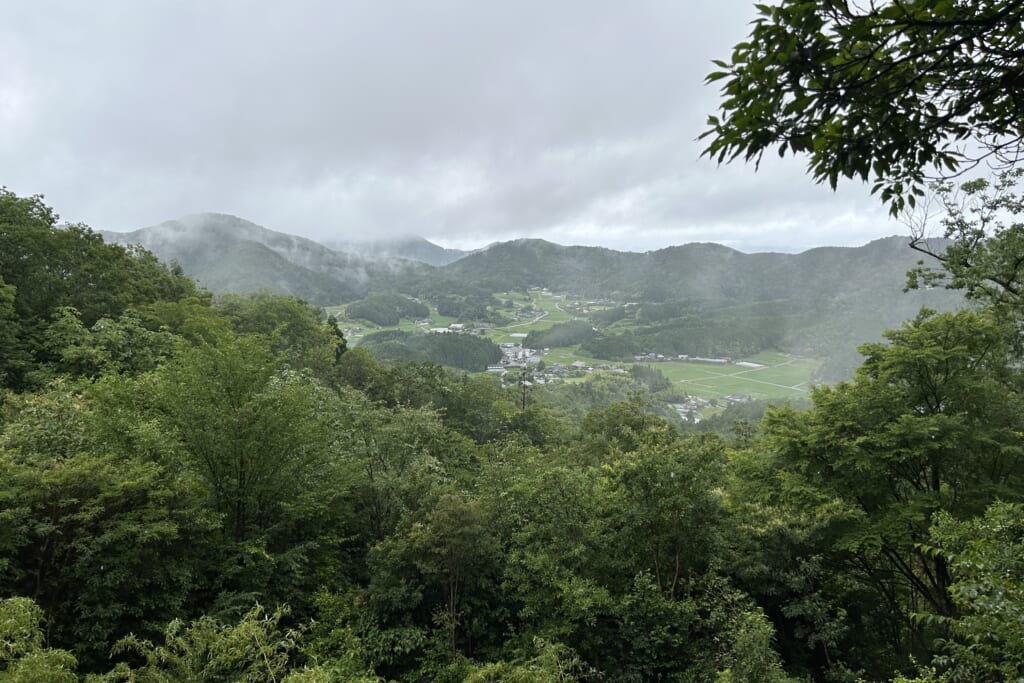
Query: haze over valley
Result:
<box><xmin>103</xmin><ymin>212</ymin><xmax>964</xmax><ymax>387</ymax></box>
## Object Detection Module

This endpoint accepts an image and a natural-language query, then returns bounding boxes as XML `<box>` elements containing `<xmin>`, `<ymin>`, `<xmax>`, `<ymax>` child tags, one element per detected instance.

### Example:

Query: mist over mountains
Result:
<box><xmin>324</xmin><ymin>236</ymin><xmax>467</xmax><ymax>267</ymax></box>
<box><xmin>102</xmin><ymin>214</ymin><xmax>433</xmax><ymax>304</ymax></box>
<box><xmin>103</xmin><ymin>213</ymin><xmax>949</xmax><ymax>305</ymax></box>
<box><xmin>103</xmin><ymin>212</ymin><xmax>964</xmax><ymax>381</ymax></box>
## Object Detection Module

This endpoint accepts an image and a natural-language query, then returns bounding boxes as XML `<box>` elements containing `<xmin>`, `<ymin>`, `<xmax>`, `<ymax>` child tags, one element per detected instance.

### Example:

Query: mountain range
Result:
<box><xmin>443</xmin><ymin>235</ymin><xmax>946</xmax><ymax>306</ymax></box>
<box><xmin>104</xmin><ymin>213</ymin><xmax>953</xmax><ymax>305</ymax></box>
<box><xmin>102</xmin><ymin>214</ymin><xmax>433</xmax><ymax>304</ymax></box>
<box><xmin>102</xmin><ymin>213</ymin><xmax>965</xmax><ymax>380</ymax></box>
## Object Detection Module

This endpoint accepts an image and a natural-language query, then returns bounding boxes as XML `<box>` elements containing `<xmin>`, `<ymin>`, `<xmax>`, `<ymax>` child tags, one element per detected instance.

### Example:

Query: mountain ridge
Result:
<box><xmin>102</xmin><ymin>214</ymin><xmax>948</xmax><ymax>311</ymax></box>
<box><xmin>102</xmin><ymin>213</ymin><xmax>433</xmax><ymax>304</ymax></box>
<box><xmin>324</xmin><ymin>235</ymin><xmax>467</xmax><ymax>267</ymax></box>
<box><xmin>101</xmin><ymin>213</ymin><xmax>961</xmax><ymax>380</ymax></box>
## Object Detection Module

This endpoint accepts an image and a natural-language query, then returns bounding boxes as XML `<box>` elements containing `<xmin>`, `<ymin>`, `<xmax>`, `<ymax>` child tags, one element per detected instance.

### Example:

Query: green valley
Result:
<box><xmin>329</xmin><ymin>287</ymin><xmax>820</xmax><ymax>414</ymax></box>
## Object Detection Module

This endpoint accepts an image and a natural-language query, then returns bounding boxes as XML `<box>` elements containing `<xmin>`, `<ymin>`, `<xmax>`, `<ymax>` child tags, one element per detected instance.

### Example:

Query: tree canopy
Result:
<box><xmin>6</xmin><ymin>173</ymin><xmax>1024</xmax><ymax>679</ymax></box>
<box><xmin>702</xmin><ymin>0</ymin><xmax>1024</xmax><ymax>214</ymax></box>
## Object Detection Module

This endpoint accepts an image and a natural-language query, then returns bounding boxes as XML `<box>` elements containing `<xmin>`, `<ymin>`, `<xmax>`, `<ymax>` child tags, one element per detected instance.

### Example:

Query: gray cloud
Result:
<box><xmin>2</xmin><ymin>1</ymin><xmax>899</xmax><ymax>252</ymax></box>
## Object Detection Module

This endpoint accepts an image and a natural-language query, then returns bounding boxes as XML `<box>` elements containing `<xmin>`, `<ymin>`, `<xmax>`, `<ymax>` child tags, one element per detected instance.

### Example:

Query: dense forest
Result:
<box><xmin>8</xmin><ymin>4</ymin><xmax>1024</xmax><ymax>678</ymax></box>
<box><xmin>4</xmin><ymin>163</ymin><xmax>1024</xmax><ymax>683</ymax></box>
<box><xmin>7</xmin><ymin>0</ymin><xmax>1024</xmax><ymax>679</ymax></box>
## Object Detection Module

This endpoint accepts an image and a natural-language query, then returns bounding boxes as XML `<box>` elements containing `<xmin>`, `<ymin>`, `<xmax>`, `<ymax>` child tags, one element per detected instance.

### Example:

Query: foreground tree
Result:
<box><xmin>0</xmin><ymin>384</ymin><xmax>218</xmax><ymax>669</ymax></box>
<box><xmin>0</xmin><ymin>189</ymin><xmax>197</xmax><ymax>391</ymax></box>
<box><xmin>908</xmin><ymin>168</ymin><xmax>1024</xmax><ymax>322</ymax></box>
<box><xmin>921</xmin><ymin>502</ymin><xmax>1024</xmax><ymax>680</ymax></box>
<box><xmin>761</xmin><ymin>308</ymin><xmax>1024</xmax><ymax>673</ymax></box>
<box><xmin>103</xmin><ymin>605</ymin><xmax>337</xmax><ymax>682</ymax></box>
<box><xmin>216</xmin><ymin>291</ymin><xmax>346</xmax><ymax>379</ymax></box>
<box><xmin>0</xmin><ymin>598</ymin><xmax>77</xmax><ymax>682</ymax></box>
<box><xmin>702</xmin><ymin>0</ymin><xmax>1024</xmax><ymax>214</ymax></box>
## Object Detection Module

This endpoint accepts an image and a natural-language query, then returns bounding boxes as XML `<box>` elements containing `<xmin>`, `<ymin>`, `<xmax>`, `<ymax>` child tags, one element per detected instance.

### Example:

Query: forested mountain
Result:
<box><xmin>108</xmin><ymin>215</ymin><xmax>960</xmax><ymax>325</ymax></box>
<box><xmin>443</xmin><ymin>235</ymin><xmax>951</xmax><ymax>305</ymax></box>
<box><xmin>105</xmin><ymin>217</ymin><xmax>964</xmax><ymax>381</ymax></box>
<box><xmin>464</xmin><ymin>237</ymin><xmax>962</xmax><ymax>379</ymax></box>
<box><xmin>325</xmin><ymin>235</ymin><xmax>468</xmax><ymax>266</ymax></box>
<box><xmin>107</xmin><ymin>216</ymin><xmax>955</xmax><ymax>316</ymax></box>
<box><xmin>103</xmin><ymin>213</ymin><xmax>432</xmax><ymax>305</ymax></box>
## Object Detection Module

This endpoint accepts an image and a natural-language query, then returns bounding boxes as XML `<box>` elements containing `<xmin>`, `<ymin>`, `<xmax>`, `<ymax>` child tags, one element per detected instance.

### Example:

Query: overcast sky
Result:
<box><xmin>2</xmin><ymin>1</ymin><xmax>899</xmax><ymax>253</ymax></box>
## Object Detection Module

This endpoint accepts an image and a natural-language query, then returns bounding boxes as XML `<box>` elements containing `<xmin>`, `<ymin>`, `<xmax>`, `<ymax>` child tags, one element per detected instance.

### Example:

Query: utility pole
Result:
<box><xmin>519</xmin><ymin>366</ymin><xmax>529</xmax><ymax>413</ymax></box>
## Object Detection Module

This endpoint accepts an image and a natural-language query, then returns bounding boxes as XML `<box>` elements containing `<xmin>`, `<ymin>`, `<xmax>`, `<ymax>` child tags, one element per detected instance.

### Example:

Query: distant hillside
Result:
<box><xmin>440</xmin><ymin>236</ymin><xmax>945</xmax><ymax>303</ymax></box>
<box><xmin>103</xmin><ymin>215</ymin><xmax>966</xmax><ymax>382</ymax></box>
<box><xmin>326</xmin><ymin>235</ymin><xmax>467</xmax><ymax>266</ymax></box>
<box><xmin>103</xmin><ymin>214</ymin><xmax>432</xmax><ymax>305</ymax></box>
<box><xmin>440</xmin><ymin>236</ymin><xmax>966</xmax><ymax>381</ymax></box>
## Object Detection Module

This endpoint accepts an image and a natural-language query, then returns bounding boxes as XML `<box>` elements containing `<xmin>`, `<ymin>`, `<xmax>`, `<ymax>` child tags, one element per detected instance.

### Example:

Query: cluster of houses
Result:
<box><xmin>671</xmin><ymin>393</ymin><xmax>754</xmax><ymax>423</ymax></box>
<box><xmin>672</xmin><ymin>396</ymin><xmax>713</xmax><ymax>423</ymax></box>
<box><xmin>428</xmin><ymin>322</ymin><xmax>466</xmax><ymax>334</ymax></box>
<box><xmin>422</xmin><ymin>321</ymin><xmax>495</xmax><ymax>336</ymax></box>
<box><xmin>489</xmin><ymin>343</ymin><xmax>633</xmax><ymax>388</ymax></box>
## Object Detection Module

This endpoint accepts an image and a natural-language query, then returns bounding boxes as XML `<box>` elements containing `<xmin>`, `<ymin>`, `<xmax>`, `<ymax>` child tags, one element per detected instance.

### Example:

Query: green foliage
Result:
<box><xmin>628</xmin><ymin>364</ymin><xmax>672</xmax><ymax>393</ymax></box>
<box><xmin>723</xmin><ymin>441</ymin><xmax>857</xmax><ymax>674</ymax></box>
<box><xmin>346</xmin><ymin>402</ymin><xmax>461</xmax><ymax>544</ymax></box>
<box><xmin>104</xmin><ymin>605</ymin><xmax>331</xmax><ymax>682</ymax></box>
<box><xmin>0</xmin><ymin>598</ymin><xmax>77</xmax><ymax>682</ymax></box>
<box><xmin>144</xmin><ymin>337</ymin><xmax>342</xmax><ymax>543</ymax></box>
<box><xmin>0</xmin><ymin>384</ymin><xmax>217</xmax><ymax>667</ymax></box>
<box><xmin>345</xmin><ymin>292</ymin><xmax>428</xmax><ymax>327</ymax></box>
<box><xmin>370</xmin><ymin>493</ymin><xmax>501</xmax><ymax>659</ymax></box>
<box><xmin>921</xmin><ymin>502</ymin><xmax>1024</xmax><ymax>680</ymax></box>
<box><xmin>909</xmin><ymin>169</ymin><xmax>1024</xmax><ymax>329</ymax></box>
<box><xmin>302</xmin><ymin>591</ymin><xmax>385</xmax><ymax>681</ymax></box>
<box><xmin>463</xmin><ymin>638</ymin><xmax>596</xmax><ymax>682</ymax></box>
<box><xmin>524</xmin><ymin>320</ymin><xmax>596</xmax><ymax>349</ymax></box>
<box><xmin>44</xmin><ymin>307</ymin><xmax>179</xmax><ymax>379</ymax></box>
<box><xmin>601</xmin><ymin>435</ymin><xmax>727</xmax><ymax>598</ymax></box>
<box><xmin>579</xmin><ymin>330</ymin><xmax>642</xmax><ymax>359</ymax></box>
<box><xmin>0</xmin><ymin>277</ymin><xmax>27</xmax><ymax>389</ymax></box>
<box><xmin>216</xmin><ymin>291</ymin><xmax>347</xmax><ymax>378</ymax></box>
<box><xmin>0</xmin><ymin>190</ymin><xmax>196</xmax><ymax>391</ymax></box>
<box><xmin>0</xmin><ymin>188</ymin><xmax>58</xmax><ymax>229</ymax></box>
<box><xmin>132</xmin><ymin>296</ymin><xmax>230</xmax><ymax>346</ymax></box>
<box><xmin>430</xmin><ymin>290</ymin><xmax>507</xmax><ymax>324</ymax></box>
<box><xmin>360</xmin><ymin>330</ymin><xmax>501</xmax><ymax>372</ymax></box>
<box><xmin>581</xmin><ymin>304</ymin><xmax>802</xmax><ymax>360</ymax></box>
<box><xmin>491</xmin><ymin>425</ymin><xmax>744</xmax><ymax>680</ymax></box>
<box><xmin>702</xmin><ymin>0</ymin><xmax>1024</xmax><ymax>214</ymax></box>
<box><xmin>760</xmin><ymin>308</ymin><xmax>1024</xmax><ymax>673</ymax></box>
<box><xmin>715</xmin><ymin>610</ymin><xmax>798</xmax><ymax>683</ymax></box>
<box><xmin>0</xmin><ymin>221</ymin><xmax>193</xmax><ymax>329</ymax></box>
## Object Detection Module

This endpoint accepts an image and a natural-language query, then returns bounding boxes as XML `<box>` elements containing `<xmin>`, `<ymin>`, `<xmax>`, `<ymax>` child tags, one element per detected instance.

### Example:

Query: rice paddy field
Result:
<box><xmin>656</xmin><ymin>351</ymin><xmax>819</xmax><ymax>401</ymax></box>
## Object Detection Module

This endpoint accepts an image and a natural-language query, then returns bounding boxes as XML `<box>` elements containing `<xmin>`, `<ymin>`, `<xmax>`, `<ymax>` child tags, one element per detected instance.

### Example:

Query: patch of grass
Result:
<box><xmin>541</xmin><ymin>346</ymin><xmax>612</xmax><ymax>368</ymax></box>
<box><xmin>645</xmin><ymin>355</ymin><xmax>820</xmax><ymax>401</ymax></box>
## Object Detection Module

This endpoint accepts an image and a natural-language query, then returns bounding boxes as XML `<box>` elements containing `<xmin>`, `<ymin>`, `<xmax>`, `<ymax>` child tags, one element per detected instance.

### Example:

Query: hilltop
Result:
<box><xmin>102</xmin><ymin>213</ymin><xmax>432</xmax><ymax>305</ymax></box>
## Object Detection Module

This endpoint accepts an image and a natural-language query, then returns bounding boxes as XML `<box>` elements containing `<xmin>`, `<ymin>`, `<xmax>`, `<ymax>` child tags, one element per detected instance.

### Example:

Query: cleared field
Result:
<box><xmin>541</xmin><ymin>346</ymin><xmax>606</xmax><ymax>367</ymax></box>
<box><xmin>325</xmin><ymin>303</ymin><xmax>459</xmax><ymax>344</ymax></box>
<box><xmin>487</xmin><ymin>292</ymin><xmax>581</xmax><ymax>342</ymax></box>
<box><xmin>657</xmin><ymin>355</ymin><xmax>820</xmax><ymax>400</ymax></box>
